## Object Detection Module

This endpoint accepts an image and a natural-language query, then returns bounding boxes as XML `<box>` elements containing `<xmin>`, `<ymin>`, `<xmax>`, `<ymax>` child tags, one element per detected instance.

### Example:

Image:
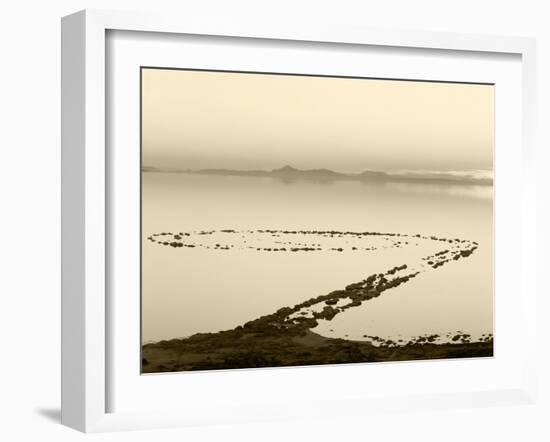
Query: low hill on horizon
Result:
<box><xmin>142</xmin><ymin>164</ymin><xmax>493</xmax><ymax>185</ymax></box>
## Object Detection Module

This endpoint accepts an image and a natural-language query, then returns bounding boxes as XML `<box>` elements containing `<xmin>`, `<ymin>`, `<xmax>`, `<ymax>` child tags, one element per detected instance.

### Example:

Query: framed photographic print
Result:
<box><xmin>61</xmin><ymin>9</ymin><xmax>538</xmax><ymax>432</ymax></box>
<box><xmin>140</xmin><ymin>67</ymin><xmax>495</xmax><ymax>373</ymax></box>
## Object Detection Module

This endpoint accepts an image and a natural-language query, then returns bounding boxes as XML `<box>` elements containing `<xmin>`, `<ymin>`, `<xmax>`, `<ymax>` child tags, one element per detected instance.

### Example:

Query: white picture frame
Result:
<box><xmin>61</xmin><ymin>9</ymin><xmax>537</xmax><ymax>433</ymax></box>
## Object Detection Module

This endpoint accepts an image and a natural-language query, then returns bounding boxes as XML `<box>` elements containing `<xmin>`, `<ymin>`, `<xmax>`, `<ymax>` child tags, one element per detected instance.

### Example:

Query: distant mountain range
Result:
<box><xmin>141</xmin><ymin>165</ymin><xmax>493</xmax><ymax>185</ymax></box>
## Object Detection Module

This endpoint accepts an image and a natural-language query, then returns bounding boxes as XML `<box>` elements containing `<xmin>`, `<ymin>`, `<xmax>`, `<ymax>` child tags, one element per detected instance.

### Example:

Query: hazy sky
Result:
<box><xmin>142</xmin><ymin>68</ymin><xmax>494</xmax><ymax>172</ymax></box>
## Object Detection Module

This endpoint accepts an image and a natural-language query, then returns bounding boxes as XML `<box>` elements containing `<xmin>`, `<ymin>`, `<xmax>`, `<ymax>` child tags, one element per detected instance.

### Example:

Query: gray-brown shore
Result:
<box><xmin>142</xmin><ymin>328</ymin><xmax>492</xmax><ymax>373</ymax></box>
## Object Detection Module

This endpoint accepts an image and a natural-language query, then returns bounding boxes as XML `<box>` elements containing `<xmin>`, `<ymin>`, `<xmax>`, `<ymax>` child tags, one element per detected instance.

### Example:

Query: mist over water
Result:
<box><xmin>141</xmin><ymin>172</ymin><xmax>493</xmax><ymax>344</ymax></box>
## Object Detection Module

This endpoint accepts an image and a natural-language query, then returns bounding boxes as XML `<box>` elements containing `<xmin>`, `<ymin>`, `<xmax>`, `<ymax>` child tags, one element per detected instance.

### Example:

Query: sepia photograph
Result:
<box><xmin>140</xmin><ymin>67</ymin><xmax>494</xmax><ymax>373</ymax></box>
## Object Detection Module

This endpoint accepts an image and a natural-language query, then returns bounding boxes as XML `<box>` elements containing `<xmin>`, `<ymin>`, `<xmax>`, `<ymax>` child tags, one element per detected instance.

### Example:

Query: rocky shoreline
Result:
<box><xmin>142</xmin><ymin>328</ymin><xmax>493</xmax><ymax>373</ymax></box>
<box><xmin>142</xmin><ymin>229</ymin><xmax>492</xmax><ymax>373</ymax></box>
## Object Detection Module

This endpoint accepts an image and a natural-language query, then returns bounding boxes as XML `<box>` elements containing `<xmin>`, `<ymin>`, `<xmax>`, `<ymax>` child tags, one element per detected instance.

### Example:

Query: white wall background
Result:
<box><xmin>0</xmin><ymin>0</ymin><xmax>548</xmax><ymax>441</ymax></box>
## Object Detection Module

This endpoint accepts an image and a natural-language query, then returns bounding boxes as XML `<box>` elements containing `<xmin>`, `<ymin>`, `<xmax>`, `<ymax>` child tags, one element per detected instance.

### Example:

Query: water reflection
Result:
<box><xmin>384</xmin><ymin>181</ymin><xmax>492</xmax><ymax>200</ymax></box>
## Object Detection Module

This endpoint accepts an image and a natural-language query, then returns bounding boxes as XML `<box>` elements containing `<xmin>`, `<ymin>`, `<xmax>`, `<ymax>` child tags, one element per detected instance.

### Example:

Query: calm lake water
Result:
<box><xmin>142</xmin><ymin>173</ymin><xmax>493</xmax><ymax>344</ymax></box>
